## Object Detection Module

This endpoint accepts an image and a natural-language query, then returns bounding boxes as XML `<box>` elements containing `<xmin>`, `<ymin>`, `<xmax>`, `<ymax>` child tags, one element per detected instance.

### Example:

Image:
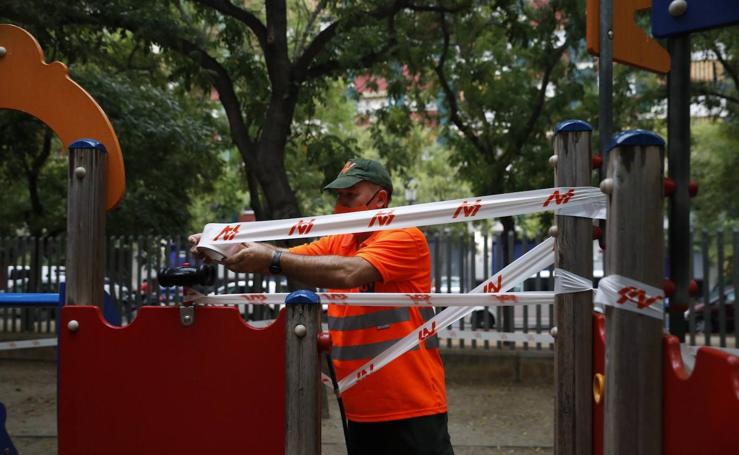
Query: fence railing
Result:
<box><xmin>2</xmin><ymin>228</ymin><xmax>735</xmax><ymax>350</ymax></box>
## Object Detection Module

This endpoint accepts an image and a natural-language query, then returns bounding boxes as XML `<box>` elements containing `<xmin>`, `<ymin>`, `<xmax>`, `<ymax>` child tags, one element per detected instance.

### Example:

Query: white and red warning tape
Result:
<box><xmin>0</xmin><ymin>337</ymin><xmax>57</xmax><ymax>351</ymax></box>
<box><xmin>594</xmin><ymin>275</ymin><xmax>664</xmax><ymax>320</ymax></box>
<box><xmin>197</xmin><ymin>187</ymin><xmax>607</xmax><ymax>260</ymax></box>
<box><xmin>337</xmin><ymin>237</ymin><xmax>557</xmax><ymax>392</ymax></box>
<box><xmin>192</xmin><ymin>291</ymin><xmax>556</xmax><ymax>307</ymax></box>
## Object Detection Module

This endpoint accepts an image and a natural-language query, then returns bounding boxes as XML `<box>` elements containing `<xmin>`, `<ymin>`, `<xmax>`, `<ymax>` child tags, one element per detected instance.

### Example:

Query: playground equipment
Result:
<box><xmin>1</xmin><ymin>7</ymin><xmax>738</xmax><ymax>453</ymax></box>
<box><xmin>0</xmin><ymin>24</ymin><xmax>125</xmax><ymax>210</ymax></box>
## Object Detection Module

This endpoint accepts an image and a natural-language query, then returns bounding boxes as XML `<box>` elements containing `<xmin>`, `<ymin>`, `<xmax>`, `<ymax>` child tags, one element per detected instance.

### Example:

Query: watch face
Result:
<box><xmin>270</xmin><ymin>251</ymin><xmax>282</xmax><ymax>274</ymax></box>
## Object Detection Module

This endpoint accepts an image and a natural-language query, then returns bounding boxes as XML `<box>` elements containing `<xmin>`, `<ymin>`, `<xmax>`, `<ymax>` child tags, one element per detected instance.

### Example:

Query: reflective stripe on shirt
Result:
<box><xmin>328</xmin><ymin>308</ymin><xmax>410</xmax><ymax>331</ymax></box>
<box><xmin>332</xmin><ymin>334</ymin><xmax>440</xmax><ymax>361</ymax></box>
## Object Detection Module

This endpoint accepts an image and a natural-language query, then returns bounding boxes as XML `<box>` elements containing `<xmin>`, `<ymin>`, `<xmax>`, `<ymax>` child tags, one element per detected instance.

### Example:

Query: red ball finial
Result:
<box><xmin>663</xmin><ymin>178</ymin><xmax>677</xmax><ymax>197</ymax></box>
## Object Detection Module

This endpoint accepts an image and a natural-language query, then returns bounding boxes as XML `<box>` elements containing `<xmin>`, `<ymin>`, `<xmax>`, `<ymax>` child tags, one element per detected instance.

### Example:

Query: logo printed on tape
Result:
<box><xmin>406</xmin><ymin>294</ymin><xmax>432</xmax><ymax>305</ymax></box>
<box><xmin>483</xmin><ymin>276</ymin><xmax>503</xmax><ymax>293</ymax></box>
<box><xmin>321</xmin><ymin>293</ymin><xmax>348</xmax><ymax>301</ymax></box>
<box><xmin>418</xmin><ymin>321</ymin><xmax>437</xmax><ymax>341</ymax></box>
<box><xmin>288</xmin><ymin>218</ymin><xmax>316</xmax><ymax>236</ymax></box>
<box><xmin>617</xmin><ymin>286</ymin><xmax>663</xmax><ymax>309</ymax></box>
<box><xmin>452</xmin><ymin>199</ymin><xmax>482</xmax><ymax>219</ymax></box>
<box><xmin>543</xmin><ymin>189</ymin><xmax>575</xmax><ymax>207</ymax></box>
<box><xmin>212</xmin><ymin>224</ymin><xmax>240</xmax><ymax>241</ymax></box>
<box><xmin>368</xmin><ymin>210</ymin><xmax>395</xmax><ymax>227</ymax></box>
<box><xmin>492</xmin><ymin>294</ymin><xmax>518</xmax><ymax>303</ymax></box>
<box><xmin>240</xmin><ymin>294</ymin><xmax>268</xmax><ymax>302</ymax></box>
<box><xmin>355</xmin><ymin>363</ymin><xmax>374</xmax><ymax>381</ymax></box>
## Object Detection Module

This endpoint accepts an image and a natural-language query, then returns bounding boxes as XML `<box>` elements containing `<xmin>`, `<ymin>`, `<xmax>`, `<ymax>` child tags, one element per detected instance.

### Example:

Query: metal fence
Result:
<box><xmin>2</xmin><ymin>228</ymin><xmax>735</xmax><ymax>350</ymax></box>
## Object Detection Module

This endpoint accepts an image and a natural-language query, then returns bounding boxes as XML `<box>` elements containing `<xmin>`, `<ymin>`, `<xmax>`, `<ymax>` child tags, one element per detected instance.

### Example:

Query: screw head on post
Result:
<box><xmin>550</xmin><ymin>326</ymin><xmax>558</xmax><ymax>338</ymax></box>
<box><xmin>600</xmin><ymin>178</ymin><xmax>614</xmax><ymax>195</ymax></box>
<box><xmin>74</xmin><ymin>166</ymin><xmax>87</xmax><ymax>179</ymax></box>
<box><xmin>0</xmin><ymin>47</ymin><xmax>6</xmax><ymax>57</ymax></box>
<box><xmin>294</xmin><ymin>324</ymin><xmax>307</xmax><ymax>338</ymax></box>
<box><xmin>668</xmin><ymin>0</ymin><xmax>688</xmax><ymax>17</ymax></box>
<box><xmin>67</xmin><ymin>320</ymin><xmax>80</xmax><ymax>332</ymax></box>
<box><xmin>548</xmin><ymin>155</ymin><xmax>558</xmax><ymax>168</ymax></box>
<box><xmin>548</xmin><ymin>225</ymin><xmax>559</xmax><ymax>238</ymax></box>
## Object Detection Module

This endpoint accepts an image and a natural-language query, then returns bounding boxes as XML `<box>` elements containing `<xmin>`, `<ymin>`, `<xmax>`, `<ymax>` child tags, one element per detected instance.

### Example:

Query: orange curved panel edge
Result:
<box><xmin>586</xmin><ymin>0</ymin><xmax>671</xmax><ymax>74</ymax></box>
<box><xmin>0</xmin><ymin>24</ymin><xmax>125</xmax><ymax>210</ymax></box>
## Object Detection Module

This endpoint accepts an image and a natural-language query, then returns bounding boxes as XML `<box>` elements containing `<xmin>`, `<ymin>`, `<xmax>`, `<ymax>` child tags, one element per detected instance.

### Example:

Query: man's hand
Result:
<box><xmin>223</xmin><ymin>242</ymin><xmax>275</xmax><ymax>274</ymax></box>
<box><xmin>188</xmin><ymin>233</ymin><xmax>204</xmax><ymax>260</ymax></box>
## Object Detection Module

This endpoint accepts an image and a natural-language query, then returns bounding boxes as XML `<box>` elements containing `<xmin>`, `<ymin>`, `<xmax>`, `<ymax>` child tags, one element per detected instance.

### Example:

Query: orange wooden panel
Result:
<box><xmin>0</xmin><ymin>24</ymin><xmax>125</xmax><ymax>209</ymax></box>
<box><xmin>586</xmin><ymin>0</ymin><xmax>671</xmax><ymax>74</ymax></box>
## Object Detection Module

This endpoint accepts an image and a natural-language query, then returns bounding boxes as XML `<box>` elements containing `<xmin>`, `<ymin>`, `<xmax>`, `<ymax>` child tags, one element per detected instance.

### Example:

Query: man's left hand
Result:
<box><xmin>222</xmin><ymin>242</ymin><xmax>274</xmax><ymax>274</ymax></box>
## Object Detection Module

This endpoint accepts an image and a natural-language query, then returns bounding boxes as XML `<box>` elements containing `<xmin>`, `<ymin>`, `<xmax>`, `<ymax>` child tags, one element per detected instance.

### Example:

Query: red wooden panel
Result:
<box><xmin>663</xmin><ymin>336</ymin><xmax>739</xmax><ymax>454</ymax></box>
<box><xmin>59</xmin><ymin>306</ymin><xmax>285</xmax><ymax>455</ymax></box>
<box><xmin>592</xmin><ymin>312</ymin><xmax>605</xmax><ymax>455</ymax></box>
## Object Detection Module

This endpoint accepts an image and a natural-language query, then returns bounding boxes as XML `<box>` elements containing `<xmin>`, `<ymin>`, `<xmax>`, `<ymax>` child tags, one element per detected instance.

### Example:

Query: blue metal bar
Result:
<box><xmin>0</xmin><ymin>293</ymin><xmax>60</xmax><ymax>307</ymax></box>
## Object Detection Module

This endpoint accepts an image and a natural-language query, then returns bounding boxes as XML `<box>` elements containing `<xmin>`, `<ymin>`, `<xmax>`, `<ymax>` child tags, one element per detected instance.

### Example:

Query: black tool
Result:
<box><xmin>158</xmin><ymin>264</ymin><xmax>216</xmax><ymax>287</ymax></box>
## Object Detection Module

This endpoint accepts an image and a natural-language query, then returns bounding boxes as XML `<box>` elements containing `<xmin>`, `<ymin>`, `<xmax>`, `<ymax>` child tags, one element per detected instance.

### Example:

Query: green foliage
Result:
<box><xmin>0</xmin><ymin>112</ymin><xmax>66</xmax><ymax>236</ymax></box>
<box><xmin>0</xmin><ymin>11</ymin><xmax>232</xmax><ymax>235</ymax></box>
<box><xmin>691</xmin><ymin>121</ymin><xmax>739</xmax><ymax>230</ymax></box>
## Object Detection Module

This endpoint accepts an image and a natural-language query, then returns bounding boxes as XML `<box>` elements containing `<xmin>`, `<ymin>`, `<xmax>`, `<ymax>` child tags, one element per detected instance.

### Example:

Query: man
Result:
<box><xmin>190</xmin><ymin>159</ymin><xmax>453</xmax><ymax>455</ymax></box>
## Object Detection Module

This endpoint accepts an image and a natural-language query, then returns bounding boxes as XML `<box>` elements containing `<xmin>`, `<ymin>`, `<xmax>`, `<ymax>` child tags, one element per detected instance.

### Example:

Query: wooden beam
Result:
<box><xmin>285</xmin><ymin>290</ymin><xmax>322</xmax><ymax>455</ymax></box>
<box><xmin>65</xmin><ymin>140</ymin><xmax>106</xmax><ymax>308</ymax></box>
<box><xmin>553</xmin><ymin>120</ymin><xmax>594</xmax><ymax>455</ymax></box>
<box><xmin>603</xmin><ymin>131</ymin><xmax>665</xmax><ymax>455</ymax></box>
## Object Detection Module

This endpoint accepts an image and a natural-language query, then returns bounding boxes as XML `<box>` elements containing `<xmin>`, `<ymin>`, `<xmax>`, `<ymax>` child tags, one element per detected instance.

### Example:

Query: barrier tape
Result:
<box><xmin>441</xmin><ymin>329</ymin><xmax>554</xmax><ymax>345</ymax></box>
<box><xmin>337</xmin><ymin>237</ymin><xmax>556</xmax><ymax>393</ymax></box>
<box><xmin>0</xmin><ymin>337</ymin><xmax>57</xmax><ymax>351</ymax></box>
<box><xmin>197</xmin><ymin>187</ymin><xmax>607</xmax><ymax>260</ymax></box>
<box><xmin>192</xmin><ymin>291</ymin><xmax>557</xmax><ymax>307</ymax></box>
<box><xmin>594</xmin><ymin>274</ymin><xmax>664</xmax><ymax>320</ymax></box>
<box><xmin>554</xmin><ymin>268</ymin><xmax>595</xmax><ymax>294</ymax></box>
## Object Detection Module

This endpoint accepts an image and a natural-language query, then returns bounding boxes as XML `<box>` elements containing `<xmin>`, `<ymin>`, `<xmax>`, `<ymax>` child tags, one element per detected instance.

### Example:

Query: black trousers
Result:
<box><xmin>347</xmin><ymin>412</ymin><xmax>454</xmax><ymax>455</ymax></box>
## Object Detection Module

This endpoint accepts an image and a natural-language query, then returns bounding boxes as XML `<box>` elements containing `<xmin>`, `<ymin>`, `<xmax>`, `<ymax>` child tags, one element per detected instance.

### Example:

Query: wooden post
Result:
<box><xmin>65</xmin><ymin>139</ymin><xmax>107</xmax><ymax>308</ymax></box>
<box><xmin>285</xmin><ymin>290</ymin><xmax>322</xmax><ymax>455</ymax></box>
<box><xmin>603</xmin><ymin>131</ymin><xmax>664</xmax><ymax>455</ymax></box>
<box><xmin>553</xmin><ymin>120</ymin><xmax>594</xmax><ymax>455</ymax></box>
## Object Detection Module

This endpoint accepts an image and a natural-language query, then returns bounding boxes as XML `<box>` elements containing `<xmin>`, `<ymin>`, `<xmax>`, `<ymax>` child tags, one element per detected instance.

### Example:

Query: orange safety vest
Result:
<box><xmin>290</xmin><ymin>228</ymin><xmax>448</xmax><ymax>422</ymax></box>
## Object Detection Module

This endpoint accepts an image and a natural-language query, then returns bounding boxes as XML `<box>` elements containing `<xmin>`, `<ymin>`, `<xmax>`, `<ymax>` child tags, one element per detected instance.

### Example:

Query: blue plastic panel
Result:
<box><xmin>69</xmin><ymin>138</ymin><xmax>107</xmax><ymax>152</ymax></box>
<box><xmin>0</xmin><ymin>403</ymin><xmax>18</xmax><ymax>455</ymax></box>
<box><xmin>606</xmin><ymin>130</ymin><xmax>665</xmax><ymax>153</ymax></box>
<box><xmin>652</xmin><ymin>0</ymin><xmax>739</xmax><ymax>38</ymax></box>
<box><xmin>285</xmin><ymin>289</ymin><xmax>320</xmax><ymax>305</ymax></box>
<box><xmin>555</xmin><ymin>119</ymin><xmax>593</xmax><ymax>134</ymax></box>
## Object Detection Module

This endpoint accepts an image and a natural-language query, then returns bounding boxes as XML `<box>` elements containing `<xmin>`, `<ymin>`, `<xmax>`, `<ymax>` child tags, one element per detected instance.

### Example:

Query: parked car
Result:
<box><xmin>684</xmin><ymin>285</ymin><xmax>735</xmax><ymax>333</ymax></box>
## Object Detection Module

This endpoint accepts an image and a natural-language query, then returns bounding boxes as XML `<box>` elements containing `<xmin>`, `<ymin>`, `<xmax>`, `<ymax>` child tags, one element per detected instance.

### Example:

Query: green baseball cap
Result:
<box><xmin>323</xmin><ymin>159</ymin><xmax>394</xmax><ymax>196</ymax></box>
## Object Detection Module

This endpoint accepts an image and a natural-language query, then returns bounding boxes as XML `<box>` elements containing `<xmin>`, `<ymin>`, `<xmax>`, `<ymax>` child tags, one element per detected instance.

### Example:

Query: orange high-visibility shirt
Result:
<box><xmin>289</xmin><ymin>228</ymin><xmax>448</xmax><ymax>422</ymax></box>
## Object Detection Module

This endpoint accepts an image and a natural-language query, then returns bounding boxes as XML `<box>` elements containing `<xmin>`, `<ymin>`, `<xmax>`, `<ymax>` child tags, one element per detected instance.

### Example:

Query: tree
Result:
<box><xmin>0</xmin><ymin>16</ymin><xmax>230</xmax><ymax>235</ymax></box>
<box><xmin>5</xmin><ymin>0</ymin><xmax>471</xmax><ymax>224</ymax></box>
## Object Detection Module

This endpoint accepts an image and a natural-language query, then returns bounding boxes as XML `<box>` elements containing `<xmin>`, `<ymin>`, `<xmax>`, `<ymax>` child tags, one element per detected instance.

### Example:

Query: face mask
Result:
<box><xmin>334</xmin><ymin>189</ymin><xmax>381</xmax><ymax>214</ymax></box>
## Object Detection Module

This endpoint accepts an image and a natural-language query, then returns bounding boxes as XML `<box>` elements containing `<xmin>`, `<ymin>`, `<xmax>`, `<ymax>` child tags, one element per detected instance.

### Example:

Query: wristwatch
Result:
<box><xmin>269</xmin><ymin>250</ymin><xmax>283</xmax><ymax>274</ymax></box>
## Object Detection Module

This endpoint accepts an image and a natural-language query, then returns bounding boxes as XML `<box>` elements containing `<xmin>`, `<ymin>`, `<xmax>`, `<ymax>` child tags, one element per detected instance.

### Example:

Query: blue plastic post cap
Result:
<box><xmin>69</xmin><ymin>139</ymin><xmax>107</xmax><ymax>153</ymax></box>
<box><xmin>285</xmin><ymin>289</ymin><xmax>321</xmax><ymax>306</ymax></box>
<box><xmin>554</xmin><ymin>119</ymin><xmax>592</xmax><ymax>135</ymax></box>
<box><xmin>606</xmin><ymin>130</ymin><xmax>665</xmax><ymax>153</ymax></box>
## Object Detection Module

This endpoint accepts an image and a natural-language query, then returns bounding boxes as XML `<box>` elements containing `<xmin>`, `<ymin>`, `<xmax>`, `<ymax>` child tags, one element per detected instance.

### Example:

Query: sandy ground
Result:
<box><xmin>1</xmin><ymin>359</ymin><xmax>553</xmax><ymax>454</ymax></box>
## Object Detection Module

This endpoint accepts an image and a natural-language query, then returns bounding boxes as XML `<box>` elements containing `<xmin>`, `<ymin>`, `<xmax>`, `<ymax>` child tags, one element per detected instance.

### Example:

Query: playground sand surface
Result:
<box><xmin>1</xmin><ymin>359</ymin><xmax>553</xmax><ymax>455</ymax></box>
